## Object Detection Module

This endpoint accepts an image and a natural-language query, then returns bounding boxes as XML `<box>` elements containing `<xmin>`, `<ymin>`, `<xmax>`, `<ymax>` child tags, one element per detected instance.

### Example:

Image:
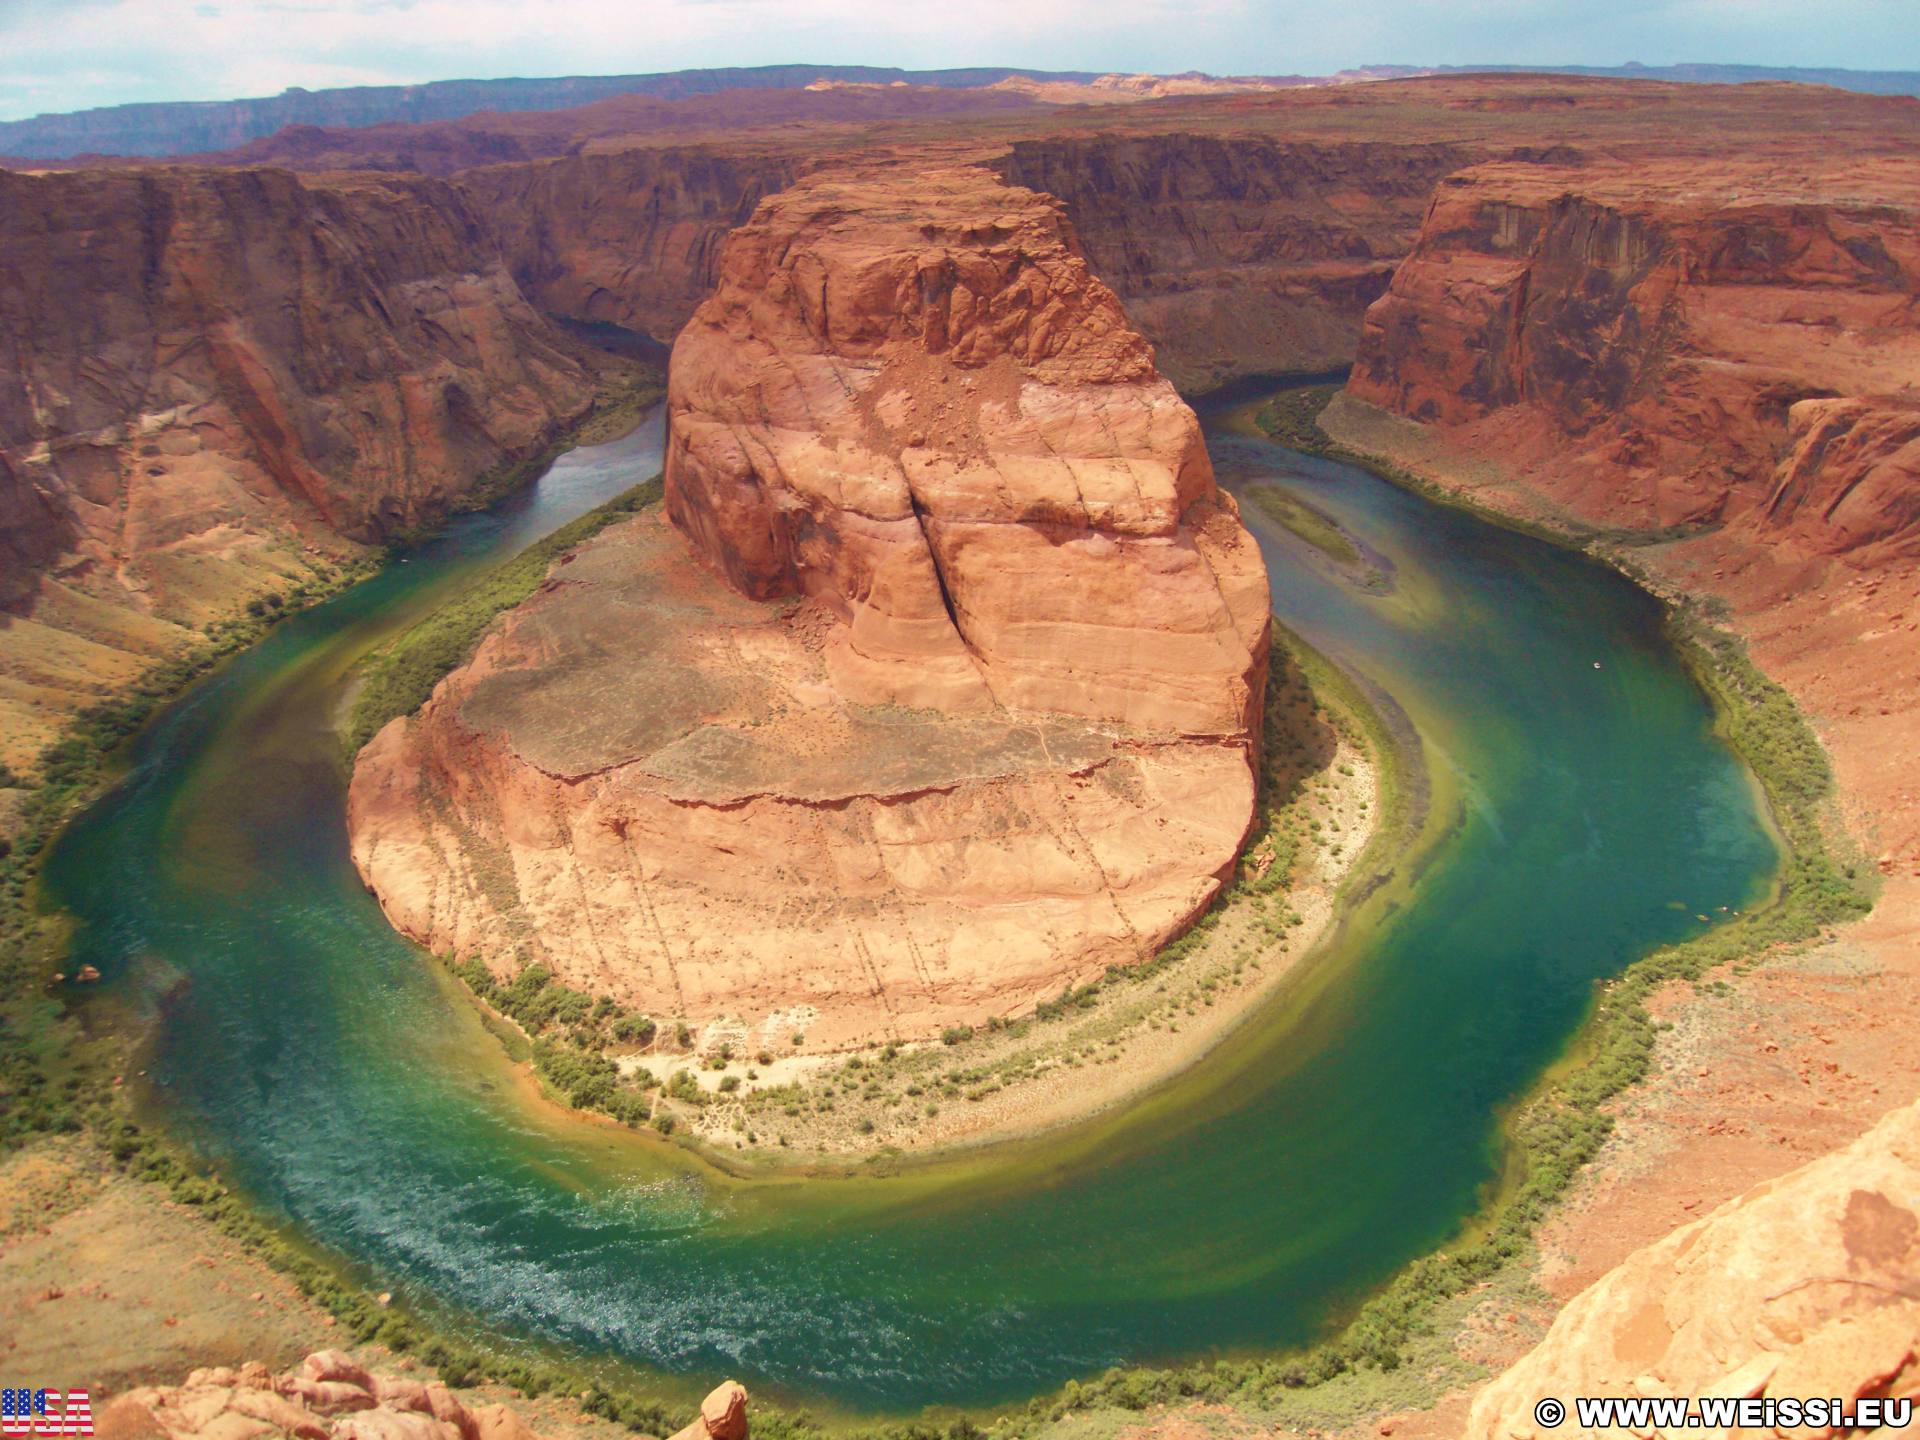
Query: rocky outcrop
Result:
<box><xmin>663</xmin><ymin>166</ymin><xmax>1269</xmax><ymax>733</ymax></box>
<box><xmin>995</xmin><ymin>135</ymin><xmax>1479</xmax><ymax>390</ymax></box>
<box><xmin>0</xmin><ymin>163</ymin><xmax>621</xmax><ymax>764</ymax></box>
<box><xmin>1469</xmin><ymin>1097</ymin><xmax>1920</xmax><ymax>1438</ymax></box>
<box><xmin>97</xmin><ymin>1350</ymin><xmax>749</xmax><ymax>1440</ymax></box>
<box><xmin>348</xmin><ymin>166</ymin><xmax>1269</xmax><ymax>1049</ymax></box>
<box><xmin>1347</xmin><ymin>156</ymin><xmax>1920</xmax><ymax>558</ymax></box>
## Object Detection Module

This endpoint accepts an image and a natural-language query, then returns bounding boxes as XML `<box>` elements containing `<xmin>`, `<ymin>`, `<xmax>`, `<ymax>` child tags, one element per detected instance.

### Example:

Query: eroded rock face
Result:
<box><xmin>462</xmin><ymin>147</ymin><xmax>804</xmax><ymax>339</ymax></box>
<box><xmin>0</xmin><ymin>166</ymin><xmax>602</xmax><ymax>592</ymax></box>
<box><xmin>0</xmin><ymin>164</ymin><xmax>618</xmax><ymax>762</ymax></box>
<box><xmin>663</xmin><ymin>166</ymin><xmax>1269</xmax><ymax>736</ymax></box>
<box><xmin>994</xmin><ymin>136</ymin><xmax>1479</xmax><ymax>391</ymax></box>
<box><xmin>348</xmin><ymin>166</ymin><xmax>1268</xmax><ymax>1048</ymax></box>
<box><xmin>1468</xmin><ymin>1097</ymin><xmax>1920</xmax><ymax>1438</ymax></box>
<box><xmin>96</xmin><ymin>1351</ymin><xmax>749</xmax><ymax>1440</ymax></box>
<box><xmin>1347</xmin><ymin>157</ymin><xmax>1920</xmax><ymax>560</ymax></box>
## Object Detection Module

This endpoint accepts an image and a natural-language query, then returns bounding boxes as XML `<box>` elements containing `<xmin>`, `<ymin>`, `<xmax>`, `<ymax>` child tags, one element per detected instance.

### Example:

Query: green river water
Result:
<box><xmin>43</xmin><ymin>403</ymin><xmax>1777</xmax><ymax>1415</ymax></box>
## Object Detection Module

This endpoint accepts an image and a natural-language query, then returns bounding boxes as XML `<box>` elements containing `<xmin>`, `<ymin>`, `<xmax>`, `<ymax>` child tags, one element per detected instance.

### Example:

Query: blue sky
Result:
<box><xmin>4</xmin><ymin>0</ymin><xmax>1919</xmax><ymax>122</ymax></box>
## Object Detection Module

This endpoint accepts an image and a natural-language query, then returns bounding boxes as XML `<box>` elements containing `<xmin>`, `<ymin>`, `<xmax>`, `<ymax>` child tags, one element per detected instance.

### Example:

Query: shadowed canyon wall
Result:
<box><xmin>993</xmin><ymin>135</ymin><xmax>1478</xmax><ymax>390</ymax></box>
<box><xmin>0</xmin><ymin>164</ymin><xmax>620</xmax><ymax>763</ymax></box>
<box><xmin>461</xmin><ymin>147</ymin><xmax>805</xmax><ymax>342</ymax></box>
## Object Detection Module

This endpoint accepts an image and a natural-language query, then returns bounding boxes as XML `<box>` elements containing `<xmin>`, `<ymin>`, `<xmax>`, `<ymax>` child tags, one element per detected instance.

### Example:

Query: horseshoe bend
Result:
<box><xmin>347</xmin><ymin>166</ymin><xmax>1273</xmax><ymax>1049</ymax></box>
<box><xmin>5</xmin><ymin>41</ymin><xmax>1920</xmax><ymax>1440</ymax></box>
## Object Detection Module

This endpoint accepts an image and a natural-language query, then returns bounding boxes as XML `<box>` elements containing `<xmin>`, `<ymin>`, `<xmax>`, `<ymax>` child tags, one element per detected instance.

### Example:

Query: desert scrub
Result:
<box><xmin>446</xmin><ymin>956</ymin><xmax>669</xmax><ymax>1122</ymax></box>
<box><xmin>344</xmin><ymin>474</ymin><xmax>662</xmax><ymax>754</ymax></box>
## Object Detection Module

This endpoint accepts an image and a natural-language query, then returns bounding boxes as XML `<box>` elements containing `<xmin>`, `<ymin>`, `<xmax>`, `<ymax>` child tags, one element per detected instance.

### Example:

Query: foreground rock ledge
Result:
<box><xmin>349</xmin><ymin>165</ymin><xmax>1269</xmax><ymax>1049</ymax></box>
<box><xmin>1468</xmin><ymin>1095</ymin><xmax>1920</xmax><ymax>1439</ymax></box>
<box><xmin>97</xmin><ymin>1351</ymin><xmax>749</xmax><ymax>1440</ymax></box>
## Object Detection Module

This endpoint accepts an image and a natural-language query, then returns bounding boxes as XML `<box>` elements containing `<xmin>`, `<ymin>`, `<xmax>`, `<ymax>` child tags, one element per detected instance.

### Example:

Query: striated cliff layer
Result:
<box><xmin>995</xmin><ymin>135</ymin><xmax>1478</xmax><ymax>391</ymax></box>
<box><xmin>348</xmin><ymin>166</ymin><xmax>1269</xmax><ymax>1049</ymax></box>
<box><xmin>0</xmin><ymin>164</ymin><xmax>622</xmax><ymax>765</ymax></box>
<box><xmin>462</xmin><ymin>147</ymin><xmax>804</xmax><ymax>343</ymax></box>
<box><xmin>1347</xmin><ymin>156</ymin><xmax>1920</xmax><ymax>560</ymax></box>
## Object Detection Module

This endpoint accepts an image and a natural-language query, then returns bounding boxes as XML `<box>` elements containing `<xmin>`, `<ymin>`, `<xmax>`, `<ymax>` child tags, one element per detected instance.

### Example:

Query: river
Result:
<box><xmin>44</xmin><ymin>402</ymin><xmax>1776</xmax><ymax>1414</ymax></box>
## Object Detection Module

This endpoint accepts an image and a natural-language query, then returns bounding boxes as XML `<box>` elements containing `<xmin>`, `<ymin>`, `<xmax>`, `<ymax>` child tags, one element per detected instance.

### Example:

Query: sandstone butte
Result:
<box><xmin>95</xmin><ymin>1349</ymin><xmax>750</xmax><ymax>1440</ymax></box>
<box><xmin>346</xmin><ymin>166</ymin><xmax>1270</xmax><ymax>1049</ymax></box>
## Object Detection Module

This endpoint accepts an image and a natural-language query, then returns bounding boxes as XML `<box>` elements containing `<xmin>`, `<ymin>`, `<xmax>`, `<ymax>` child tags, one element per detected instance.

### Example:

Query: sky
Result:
<box><xmin>4</xmin><ymin>0</ymin><xmax>1920</xmax><ymax>122</ymax></box>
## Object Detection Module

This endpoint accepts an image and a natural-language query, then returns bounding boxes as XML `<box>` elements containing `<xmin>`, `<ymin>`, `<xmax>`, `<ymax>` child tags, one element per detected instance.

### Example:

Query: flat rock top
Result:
<box><xmin>456</xmin><ymin>511</ymin><xmax>1122</xmax><ymax>801</ymax></box>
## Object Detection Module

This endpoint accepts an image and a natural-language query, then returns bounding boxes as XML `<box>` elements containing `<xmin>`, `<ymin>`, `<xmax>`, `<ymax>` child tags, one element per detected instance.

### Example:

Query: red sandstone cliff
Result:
<box><xmin>994</xmin><ymin>135</ymin><xmax>1479</xmax><ymax>390</ymax></box>
<box><xmin>348</xmin><ymin>166</ymin><xmax>1269</xmax><ymax>1049</ymax></box>
<box><xmin>1347</xmin><ymin>156</ymin><xmax>1920</xmax><ymax>560</ymax></box>
<box><xmin>0</xmin><ymin>165</ymin><xmax>623</xmax><ymax>763</ymax></box>
<box><xmin>663</xmin><ymin>166</ymin><xmax>1270</xmax><ymax>733</ymax></box>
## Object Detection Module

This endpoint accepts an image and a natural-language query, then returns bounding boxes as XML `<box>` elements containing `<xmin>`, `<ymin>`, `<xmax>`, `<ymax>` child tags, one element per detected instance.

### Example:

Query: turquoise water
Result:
<box><xmin>43</xmin><ymin>405</ymin><xmax>1776</xmax><ymax>1413</ymax></box>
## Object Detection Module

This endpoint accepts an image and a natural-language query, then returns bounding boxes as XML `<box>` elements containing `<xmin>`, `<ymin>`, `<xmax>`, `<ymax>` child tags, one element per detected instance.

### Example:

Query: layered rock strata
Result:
<box><xmin>463</xmin><ymin>147</ymin><xmax>804</xmax><ymax>343</ymax></box>
<box><xmin>348</xmin><ymin>167</ymin><xmax>1269</xmax><ymax>1048</ymax></box>
<box><xmin>1347</xmin><ymin>156</ymin><xmax>1920</xmax><ymax>560</ymax></box>
<box><xmin>0</xmin><ymin>164</ymin><xmax>619</xmax><ymax>764</ymax></box>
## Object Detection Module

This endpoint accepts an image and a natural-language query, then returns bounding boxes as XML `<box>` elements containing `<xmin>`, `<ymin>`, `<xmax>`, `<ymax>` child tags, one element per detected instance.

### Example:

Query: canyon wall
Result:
<box><xmin>461</xmin><ymin>147</ymin><xmax>805</xmax><ymax>342</ymax></box>
<box><xmin>0</xmin><ymin>164</ymin><xmax>621</xmax><ymax>765</ymax></box>
<box><xmin>348</xmin><ymin>165</ymin><xmax>1269</xmax><ymax>1049</ymax></box>
<box><xmin>1346</xmin><ymin>156</ymin><xmax>1920</xmax><ymax>559</ymax></box>
<box><xmin>1330</xmin><ymin>145</ymin><xmax>1920</xmax><ymax>1439</ymax></box>
<box><xmin>995</xmin><ymin>135</ymin><xmax>1479</xmax><ymax>390</ymax></box>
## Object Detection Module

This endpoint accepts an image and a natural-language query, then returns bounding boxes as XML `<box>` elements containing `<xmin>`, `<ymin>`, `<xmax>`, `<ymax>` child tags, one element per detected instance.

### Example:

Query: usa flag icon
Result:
<box><xmin>0</xmin><ymin>1389</ymin><xmax>92</xmax><ymax>1436</ymax></box>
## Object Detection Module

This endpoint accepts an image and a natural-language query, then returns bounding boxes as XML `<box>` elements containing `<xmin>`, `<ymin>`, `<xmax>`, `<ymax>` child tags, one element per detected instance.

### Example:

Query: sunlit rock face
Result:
<box><xmin>1347</xmin><ymin>155</ymin><xmax>1920</xmax><ymax>561</ymax></box>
